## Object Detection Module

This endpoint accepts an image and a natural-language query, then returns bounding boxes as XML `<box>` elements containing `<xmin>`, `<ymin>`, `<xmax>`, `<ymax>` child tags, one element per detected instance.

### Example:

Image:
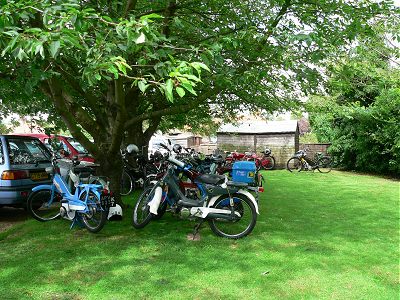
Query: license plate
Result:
<box><xmin>31</xmin><ymin>172</ymin><xmax>49</xmax><ymax>181</ymax></box>
<box><xmin>101</xmin><ymin>194</ymin><xmax>116</xmax><ymax>207</ymax></box>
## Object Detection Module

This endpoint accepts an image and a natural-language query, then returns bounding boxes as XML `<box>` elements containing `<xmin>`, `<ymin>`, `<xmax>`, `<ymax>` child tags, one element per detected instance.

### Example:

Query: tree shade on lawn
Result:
<box><xmin>0</xmin><ymin>170</ymin><xmax>398</xmax><ymax>299</ymax></box>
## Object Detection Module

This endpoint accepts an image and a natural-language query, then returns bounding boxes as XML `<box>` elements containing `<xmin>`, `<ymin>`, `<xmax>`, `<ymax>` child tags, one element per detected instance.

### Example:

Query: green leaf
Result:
<box><xmin>165</xmin><ymin>79</ymin><xmax>174</xmax><ymax>94</ymax></box>
<box><xmin>138</xmin><ymin>80</ymin><xmax>149</xmax><ymax>93</ymax></box>
<box><xmin>25</xmin><ymin>28</ymin><xmax>42</xmax><ymax>34</ymax></box>
<box><xmin>49</xmin><ymin>41</ymin><xmax>60</xmax><ymax>58</ymax></box>
<box><xmin>107</xmin><ymin>66</ymin><xmax>119</xmax><ymax>78</ymax></box>
<box><xmin>181</xmin><ymin>74</ymin><xmax>201</xmax><ymax>82</ymax></box>
<box><xmin>181</xmin><ymin>82</ymin><xmax>197</xmax><ymax>96</ymax></box>
<box><xmin>34</xmin><ymin>43</ymin><xmax>44</xmax><ymax>58</ymax></box>
<box><xmin>3</xmin><ymin>30</ymin><xmax>18</xmax><ymax>37</ymax></box>
<box><xmin>176</xmin><ymin>87</ymin><xmax>185</xmax><ymax>98</ymax></box>
<box><xmin>191</xmin><ymin>62</ymin><xmax>211</xmax><ymax>72</ymax></box>
<box><xmin>95</xmin><ymin>74</ymin><xmax>101</xmax><ymax>81</ymax></box>
<box><xmin>16</xmin><ymin>48</ymin><xmax>27</xmax><ymax>61</ymax></box>
<box><xmin>140</xmin><ymin>13</ymin><xmax>164</xmax><ymax>21</ymax></box>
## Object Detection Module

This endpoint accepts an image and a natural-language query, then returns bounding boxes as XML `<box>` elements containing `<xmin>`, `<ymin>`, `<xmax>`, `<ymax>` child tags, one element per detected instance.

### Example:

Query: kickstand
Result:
<box><xmin>191</xmin><ymin>220</ymin><xmax>204</xmax><ymax>240</ymax></box>
<box><xmin>70</xmin><ymin>215</ymin><xmax>84</xmax><ymax>229</ymax></box>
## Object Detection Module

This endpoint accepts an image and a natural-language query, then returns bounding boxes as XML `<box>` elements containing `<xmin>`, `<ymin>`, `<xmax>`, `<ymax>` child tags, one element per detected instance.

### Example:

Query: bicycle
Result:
<box><xmin>287</xmin><ymin>149</ymin><xmax>332</xmax><ymax>173</ymax></box>
<box><xmin>27</xmin><ymin>154</ymin><xmax>114</xmax><ymax>233</ymax></box>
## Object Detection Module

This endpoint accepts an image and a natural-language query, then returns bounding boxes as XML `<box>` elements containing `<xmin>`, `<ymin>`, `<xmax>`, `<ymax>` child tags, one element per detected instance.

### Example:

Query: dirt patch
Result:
<box><xmin>0</xmin><ymin>207</ymin><xmax>29</xmax><ymax>233</ymax></box>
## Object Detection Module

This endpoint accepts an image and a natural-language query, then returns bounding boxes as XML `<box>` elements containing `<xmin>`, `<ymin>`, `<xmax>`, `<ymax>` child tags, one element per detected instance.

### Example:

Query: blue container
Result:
<box><xmin>232</xmin><ymin>161</ymin><xmax>256</xmax><ymax>183</ymax></box>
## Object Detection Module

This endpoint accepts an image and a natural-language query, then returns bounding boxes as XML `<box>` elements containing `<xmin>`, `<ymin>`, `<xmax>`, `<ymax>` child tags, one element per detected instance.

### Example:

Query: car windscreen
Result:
<box><xmin>66</xmin><ymin>137</ymin><xmax>88</xmax><ymax>154</ymax></box>
<box><xmin>7</xmin><ymin>138</ymin><xmax>51</xmax><ymax>165</ymax></box>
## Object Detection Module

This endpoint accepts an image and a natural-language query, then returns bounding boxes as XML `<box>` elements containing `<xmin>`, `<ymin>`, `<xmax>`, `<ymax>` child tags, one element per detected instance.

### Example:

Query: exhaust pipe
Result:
<box><xmin>207</xmin><ymin>213</ymin><xmax>239</xmax><ymax>221</ymax></box>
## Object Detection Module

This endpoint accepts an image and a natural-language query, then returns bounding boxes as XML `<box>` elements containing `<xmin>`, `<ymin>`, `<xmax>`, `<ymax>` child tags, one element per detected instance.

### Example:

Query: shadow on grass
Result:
<box><xmin>0</xmin><ymin>170</ymin><xmax>399</xmax><ymax>299</ymax></box>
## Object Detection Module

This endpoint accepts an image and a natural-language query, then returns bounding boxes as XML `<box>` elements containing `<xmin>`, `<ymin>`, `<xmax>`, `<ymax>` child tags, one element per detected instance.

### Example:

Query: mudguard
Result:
<box><xmin>207</xmin><ymin>189</ymin><xmax>259</xmax><ymax>215</ymax></box>
<box><xmin>31</xmin><ymin>185</ymin><xmax>54</xmax><ymax>192</ymax></box>
<box><xmin>78</xmin><ymin>186</ymin><xmax>102</xmax><ymax>204</ymax></box>
<box><xmin>148</xmin><ymin>186</ymin><xmax>163</xmax><ymax>215</ymax></box>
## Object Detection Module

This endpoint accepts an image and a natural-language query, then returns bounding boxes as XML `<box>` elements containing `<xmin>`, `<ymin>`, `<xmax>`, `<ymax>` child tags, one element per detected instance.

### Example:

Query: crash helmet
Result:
<box><xmin>172</xmin><ymin>144</ymin><xmax>182</xmax><ymax>153</ymax></box>
<box><xmin>264</xmin><ymin>148</ymin><xmax>271</xmax><ymax>156</ymax></box>
<box><xmin>126</xmin><ymin>144</ymin><xmax>139</xmax><ymax>154</ymax></box>
<box><xmin>107</xmin><ymin>204</ymin><xmax>123</xmax><ymax>220</ymax></box>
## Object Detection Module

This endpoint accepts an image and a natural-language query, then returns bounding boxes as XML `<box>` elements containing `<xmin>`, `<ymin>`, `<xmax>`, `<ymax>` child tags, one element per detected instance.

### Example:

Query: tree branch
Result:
<box><xmin>261</xmin><ymin>0</ymin><xmax>292</xmax><ymax>46</ymax></box>
<box><xmin>124</xmin><ymin>88</ymin><xmax>221</xmax><ymax>129</ymax></box>
<box><xmin>109</xmin><ymin>78</ymin><xmax>127</xmax><ymax>154</ymax></box>
<box><xmin>56</xmin><ymin>61</ymin><xmax>108</xmax><ymax>129</ymax></box>
<box><xmin>42</xmin><ymin>79</ymin><xmax>100</xmax><ymax>156</ymax></box>
<box><xmin>122</xmin><ymin>0</ymin><xmax>137</xmax><ymax>17</ymax></box>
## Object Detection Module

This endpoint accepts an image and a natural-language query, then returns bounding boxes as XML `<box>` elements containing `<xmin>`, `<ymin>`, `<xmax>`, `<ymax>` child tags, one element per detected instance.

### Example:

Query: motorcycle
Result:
<box><xmin>132</xmin><ymin>143</ymin><xmax>261</xmax><ymax>239</ymax></box>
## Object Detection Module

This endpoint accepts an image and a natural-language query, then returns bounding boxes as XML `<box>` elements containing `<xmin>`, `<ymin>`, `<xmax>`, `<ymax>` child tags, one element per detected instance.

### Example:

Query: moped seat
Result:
<box><xmin>227</xmin><ymin>181</ymin><xmax>248</xmax><ymax>187</ymax></box>
<box><xmin>196</xmin><ymin>174</ymin><xmax>225</xmax><ymax>185</ymax></box>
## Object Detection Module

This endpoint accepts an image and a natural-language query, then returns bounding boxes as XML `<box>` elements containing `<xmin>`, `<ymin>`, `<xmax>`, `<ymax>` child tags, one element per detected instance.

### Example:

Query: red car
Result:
<box><xmin>15</xmin><ymin>134</ymin><xmax>95</xmax><ymax>163</ymax></box>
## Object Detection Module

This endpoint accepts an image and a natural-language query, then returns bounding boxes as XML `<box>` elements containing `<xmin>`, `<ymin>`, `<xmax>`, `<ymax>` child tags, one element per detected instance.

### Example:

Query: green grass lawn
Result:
<box><xmin>0</xmin><ymin>171</ymin><xmax>398</xmax><ymax>300</ymax></box>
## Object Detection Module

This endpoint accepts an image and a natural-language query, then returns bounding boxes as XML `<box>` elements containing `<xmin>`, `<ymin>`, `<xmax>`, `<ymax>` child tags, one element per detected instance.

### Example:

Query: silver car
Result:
<box><xmin>0</xmin><ymin>135</ymin><xmax>52</xmax><ymax>208</ymax></box>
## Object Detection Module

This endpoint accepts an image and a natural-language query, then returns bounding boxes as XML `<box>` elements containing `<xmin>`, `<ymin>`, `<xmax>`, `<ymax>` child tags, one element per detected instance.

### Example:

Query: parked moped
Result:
<box><xmin>132</xmin><ymin>143</ymin><xmax>261</xmax><ymax>239</ymax></box>
<box><xmin>27</xmin><ymin>154</ymin><xmax>114</xmax><ymax>233</ymax></box>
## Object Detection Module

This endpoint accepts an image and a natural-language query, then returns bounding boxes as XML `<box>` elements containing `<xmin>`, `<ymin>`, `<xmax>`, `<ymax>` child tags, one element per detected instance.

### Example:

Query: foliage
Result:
<box><xmin>308</xmin><ymin>32</ymin><xmax>400</xmax><ymax>175</ymax></box>
<box><xmin>0</xmin><ymin>171</ymin><xmax>399</xmax><ymax>299</ymax></box>
<box><xmin>0</xmin><ymin>121</ymin><xmax>10</xmax><ymax>134</ymax></box>
<box><xmin>299</xmin><ymin>132</ymin><xmax>318</xmax><ymax>144</ymax></box>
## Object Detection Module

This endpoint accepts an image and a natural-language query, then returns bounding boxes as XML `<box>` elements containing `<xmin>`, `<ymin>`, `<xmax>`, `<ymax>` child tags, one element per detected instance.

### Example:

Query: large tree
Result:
<box><xmin>0</xmin><ymin>0</ymin><xmax>395</xmax><ymax>194</ymax></box>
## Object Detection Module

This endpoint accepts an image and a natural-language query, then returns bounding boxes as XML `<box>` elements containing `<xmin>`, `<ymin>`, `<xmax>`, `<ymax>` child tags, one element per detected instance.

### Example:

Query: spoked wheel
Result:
<box><xmin>120</xmin><ymin>170</ymin><xmax>133</xmax><ymax>196</ymax></box>
<box><xmin>317</xmin><ymin>157</ymin><xmax>332</xmax><ymax>173</ymax></box>
<box><xmin>287</xmin><ymin>157</ymin><xmax>302</xmax><ymax>172</ymax></box>
<box><xmin>27</xmin><ymin>189</ymin><xmax>62</xmax><ymax>222</ymax></box>
<box><xmin>208</xmin><ymin>193</ymin><xmax>257</xmax><ymax>239</ymax></box>
<box><xmin>152</xmin><ymin>201</ymin><xmax>167</xmax><ymax>221</ymax></box>
<box><xmin>132</xmin><ymin>185</ymin><xmax>155</xmax><ymax>229</ymax></box>
<box><xmin>261</xmin><ymin>156</ymin><xmax>275</xmax><ymax>170</ymax></box>
<box><xmin>79</xmin><ymin>191</ymin><xmax>108</xmax><ymax>233</ymax></box>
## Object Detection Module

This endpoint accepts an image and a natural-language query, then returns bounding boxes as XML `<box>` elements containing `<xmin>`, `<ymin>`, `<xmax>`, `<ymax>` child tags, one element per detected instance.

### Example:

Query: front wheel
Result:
<box><xmin>79</xmin><ymin>191</ymin><xmax>108</xmax><ymax>233</ymax></box>
<box><xmin>132</xmin><ymin>185</ymin><xmax>155</xmax><ymax>229</ymax></box>
<box><xmin>317</xmin><ymin>157</ymin><xmax>332</xmax><ymax>173</ymax></box>
<box><xmin>27</xmin><ymin>188</ymin><xmax>62</xmax><ymax>222</ymax></box>
<box><xmin>261</xmin><ymin>156</ymin><xmax>275</xmax><ymax>170</ymax></box>
<box><xmin>208</xmin><ymin>193</ymin><xmax>257</xmax><ymax>239</ymax></box>
<box><xmin>287</xmin><ymin>157</ymin><xmax>302</xmax><ymax>172</ymax></box>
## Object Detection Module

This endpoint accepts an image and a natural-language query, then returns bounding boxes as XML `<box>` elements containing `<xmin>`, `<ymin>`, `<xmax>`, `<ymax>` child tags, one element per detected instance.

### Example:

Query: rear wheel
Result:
<box><xmin>317</xmin><ymin>157</ymin><xmax>332</xmax><ymax>173</ymax></box>
<box><xmin>287</xmin><ymin>157</ymin><xmax>302</xmax><ymax>172</ymax></box>
<box><xmin>261</xmin><ymin>156</ymin><xmax>275</xmax><ymax>170</ymax></box>
<box><xmin>79</xmin><ymin>191</ymin><xmax>108</xmax><ymax>233</ymax></box>
<box><xmin>208</xmin><ymin>194</ymin><xmax>257</xmax><ymax>239</ymax></box>
<box><xmin>27</xmin><ymin>189</ymin><xmax>61</xmax><ymax>222</ymax></box>
<box><xmin>120</xmin><ymin>170</ymin><xmax>133</xmax><ymax>196</ymax></box>
<box><xmin>132</xmin><ymin>185</ymin><xmax>155</xmax><ymax>229</ymax></box>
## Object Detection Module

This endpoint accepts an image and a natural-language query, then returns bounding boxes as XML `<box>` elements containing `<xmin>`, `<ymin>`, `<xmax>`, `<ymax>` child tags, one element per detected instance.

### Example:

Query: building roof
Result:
<box><xmin>217</xmin><ymin>120</ymin><xmax>298</xmax><ymax>134</ymax></box>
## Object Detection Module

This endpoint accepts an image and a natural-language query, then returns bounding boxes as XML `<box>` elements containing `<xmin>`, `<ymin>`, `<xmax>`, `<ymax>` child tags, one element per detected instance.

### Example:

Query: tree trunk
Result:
<box><xmin>95</xmin><ymin>152</ymin><xmax>123</xmax><ymax>206</ymax></box>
